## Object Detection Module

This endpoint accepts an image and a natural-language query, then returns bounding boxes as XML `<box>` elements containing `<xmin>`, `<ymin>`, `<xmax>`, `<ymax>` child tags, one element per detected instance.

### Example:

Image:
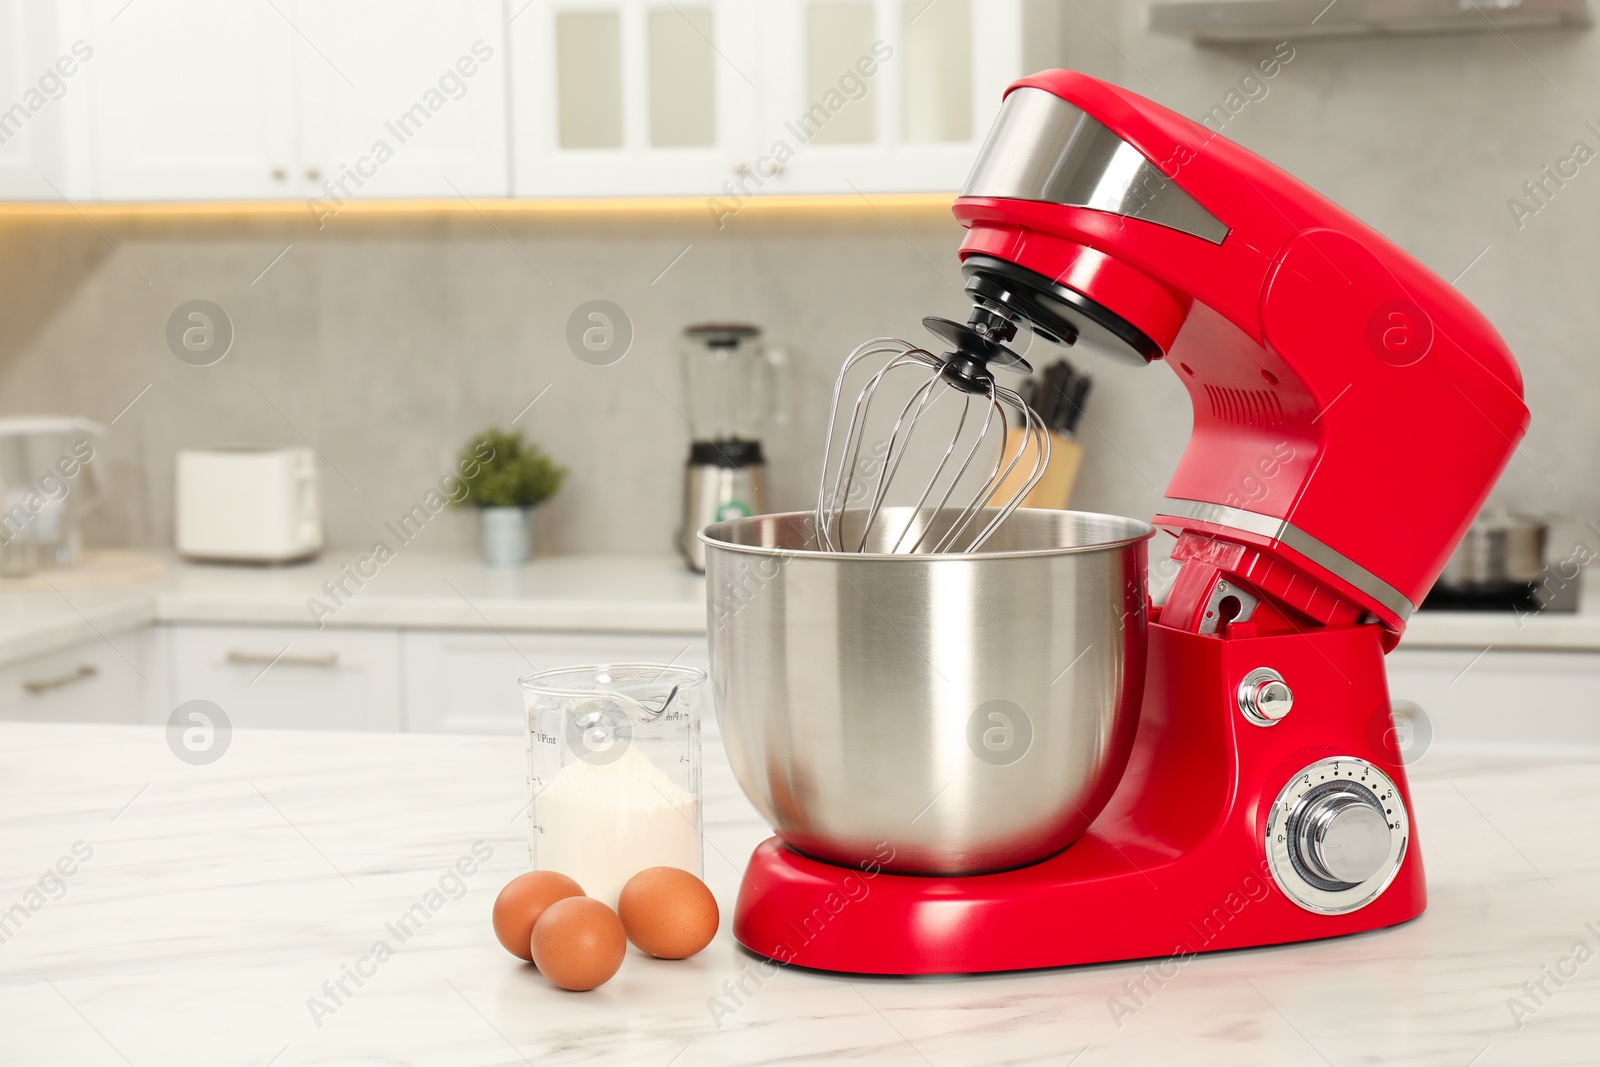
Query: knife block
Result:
<box><xmin>994</xmin><ymin>430</ymin><xmax>1083</xmax><ymax>510</ymax></box>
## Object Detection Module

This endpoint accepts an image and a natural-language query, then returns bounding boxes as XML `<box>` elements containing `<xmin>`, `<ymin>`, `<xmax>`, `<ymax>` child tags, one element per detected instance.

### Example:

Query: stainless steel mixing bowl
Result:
<box><xmin>701</xmin><ymin>507</ymin><xmax>1152</xmax><ymax>875</ymax></box>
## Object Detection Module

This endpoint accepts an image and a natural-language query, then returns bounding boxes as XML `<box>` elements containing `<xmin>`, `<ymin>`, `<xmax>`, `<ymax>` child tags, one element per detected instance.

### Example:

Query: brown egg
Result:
<box><xmin>530</xmin><ymin>897</ymin><xmax>628</xmax><ymax>991</ymax></box>
<box><xmin>617</xmin><ymin>866</ymin><xmax>719</xmax><ymax>959</ymax></box>
<box><xmin>491</xmin><ymin>871</ymin><xmax>584</xmax><ymax>962</ymax></box>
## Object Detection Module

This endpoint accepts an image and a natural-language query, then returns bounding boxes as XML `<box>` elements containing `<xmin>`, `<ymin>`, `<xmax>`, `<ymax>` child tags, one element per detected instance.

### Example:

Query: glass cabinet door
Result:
<box><xmin>750</xmin><ymin>0</ymin><xmax>1023</xmax><ymax>195</ymax></box>
<box><xmin>512</xmin><ymin>0</ymin><xmax>760</xmax><ymax>196</ymax></box>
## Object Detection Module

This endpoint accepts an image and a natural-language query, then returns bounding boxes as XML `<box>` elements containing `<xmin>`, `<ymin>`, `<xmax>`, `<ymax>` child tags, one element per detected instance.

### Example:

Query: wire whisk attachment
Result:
<box><xmin>813</xmin><ymin>325</ymin><xmax>1049</xmax><ymax>555</ymax></box>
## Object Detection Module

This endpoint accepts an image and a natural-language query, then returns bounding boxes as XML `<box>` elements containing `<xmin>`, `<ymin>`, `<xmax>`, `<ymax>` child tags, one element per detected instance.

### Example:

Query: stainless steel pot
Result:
<box><xmin>701</xmin><ymin>507</ymin><xmax>1152</xmax><ymax>875</ymax></box>
<box><xmin>1438</xmin><ymin>509</ymin><xmax>1547</xmax><ymax>594</ymax></box>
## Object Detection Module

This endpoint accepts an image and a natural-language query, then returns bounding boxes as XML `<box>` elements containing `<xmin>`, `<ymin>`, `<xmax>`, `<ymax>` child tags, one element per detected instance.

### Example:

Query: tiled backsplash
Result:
<box><xmin>0</xmin><ymin>13</ymin><xmax>1593</xmax><ymax>556</ymax></box>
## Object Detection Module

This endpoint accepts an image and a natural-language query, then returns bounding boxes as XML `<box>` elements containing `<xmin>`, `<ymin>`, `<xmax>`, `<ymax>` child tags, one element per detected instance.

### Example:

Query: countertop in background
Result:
<box><xmin>1</xmin><ymin>720</ymin><xmax>1595</xmax><ymax>1065</ymax></box>
<box><xmin>0</xmin><ymin>553</ymin><xmax>707</xmax><ymax>668</ymax></box>
<box><xmin>1</xmin><ymin>551</ymin><xmax>1596</xmax><ymax>670</ymax></box>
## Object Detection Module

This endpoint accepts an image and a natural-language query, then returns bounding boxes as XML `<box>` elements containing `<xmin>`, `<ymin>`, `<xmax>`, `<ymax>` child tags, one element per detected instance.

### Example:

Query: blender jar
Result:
<box><xmin>521</xmin><ymin>663</ymin><xmax>704</xmax><ymax>906</ymax></box>
<box><xmin>679</xmin><ymin>324</ymin><xmax>787</xmax><ymax>446</ymax></box>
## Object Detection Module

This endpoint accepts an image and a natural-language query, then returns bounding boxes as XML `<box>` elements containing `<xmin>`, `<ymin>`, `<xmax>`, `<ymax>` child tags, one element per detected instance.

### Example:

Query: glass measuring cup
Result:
<box><xmin>520</xmin><ymin>663</ymin><xmax>704</xmax><ymax>907</ymax></box>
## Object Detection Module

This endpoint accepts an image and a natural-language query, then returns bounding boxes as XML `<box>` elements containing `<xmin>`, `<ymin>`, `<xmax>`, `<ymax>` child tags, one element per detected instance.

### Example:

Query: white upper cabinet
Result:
<box><xmin>751</xmin><ymin>0</ymin><xmax>1022</xmax><ymax>195</ymax></box>
<box><xmin>87</xmin><ymin>0</ymin><xmax>299</xmax><ymax>200</ymax></box>
<box><xmin>294</xmin><ymin>1</ymin><xmax>509</xmax><ymax>201</ymax></box>
<box><xmin>87</xmin><ymin>0</ymin><xmax>506</xmax><ymax>202</ymax></box>
<box><xmin>0</xmin><ymin>1</ymin><xmax>94</xmax><ymax>199</ymax></box>
<box><xmin>512</xmin><ymin>0</ymin><xmax>1021</xmax><ymax>198</ymax></box>
<box><xmin>510</xmin><ymin>0</ymin><xmax>760</xmax><ymax>197</ymax></box>
<box><xmin>19</xmin><ymin>0</ymin><xmax>1026</xmax><ymax>202</ymax></box>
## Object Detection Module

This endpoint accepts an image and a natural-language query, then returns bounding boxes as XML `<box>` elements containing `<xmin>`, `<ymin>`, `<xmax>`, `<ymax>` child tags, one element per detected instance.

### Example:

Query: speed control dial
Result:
<box><xmin>1265</xmin><ymin>757</ymin><xmax>1408</xmax><ymax>914</ymax></box>
<box><xmin>1297</xmin><ymin>786</ymin><xmax>1391</xmax><ymax>885</ymax></box>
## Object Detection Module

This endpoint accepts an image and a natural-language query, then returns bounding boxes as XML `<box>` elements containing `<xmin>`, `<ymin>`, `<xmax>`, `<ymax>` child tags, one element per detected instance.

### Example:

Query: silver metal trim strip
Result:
<box><xmin>1158</xmin><ymin>498</ymin><xmax>1415</xmax><ymax>621</ymax></box>
<box><xmin>961</xmin><ymin>88</ymin><xmax>1230</xmax><ymax>245</ymax></box>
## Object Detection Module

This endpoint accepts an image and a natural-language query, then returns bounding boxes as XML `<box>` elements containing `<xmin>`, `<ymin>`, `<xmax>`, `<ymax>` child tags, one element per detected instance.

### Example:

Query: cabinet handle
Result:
<box><xmin>305</xmin><ymin>167</ymin><xmax>322</xmax><ymax>182</ymax></box>
<box><xmin>23</xmin><ymin>665</ymin><xmax>98</xmax><ymax>695</ymax></box>
<box><xmin>226</xmin><ymin>650</ymin><xmax>339</xmax><ymax>668</ymax></box>
<box><xmin>272</xmin><ymin>167</ymin><xmax>287</xmax><ymax>181</ymax></box>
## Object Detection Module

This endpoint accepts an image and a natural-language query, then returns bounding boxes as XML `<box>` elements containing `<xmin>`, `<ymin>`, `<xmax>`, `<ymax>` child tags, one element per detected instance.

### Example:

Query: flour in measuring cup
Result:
<box><xmin>535</xmin><ymin>744</ymin><xmax>699</xmax><ymax>907</ymax></box>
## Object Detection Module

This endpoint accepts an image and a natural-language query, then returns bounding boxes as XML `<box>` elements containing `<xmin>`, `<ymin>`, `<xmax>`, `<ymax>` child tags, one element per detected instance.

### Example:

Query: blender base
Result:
<box><xmin>731</xmin><ymin>620</ymin><xmax>1427</xmax><ymax>975</ymax></box>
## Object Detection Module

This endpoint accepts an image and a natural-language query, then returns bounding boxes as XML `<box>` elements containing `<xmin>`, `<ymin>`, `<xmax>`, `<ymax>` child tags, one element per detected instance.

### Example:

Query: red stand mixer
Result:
<box><xmin>701</xmin><ymin>71</ymin><xmax>1529</xmax><ymax>975</ymax></box>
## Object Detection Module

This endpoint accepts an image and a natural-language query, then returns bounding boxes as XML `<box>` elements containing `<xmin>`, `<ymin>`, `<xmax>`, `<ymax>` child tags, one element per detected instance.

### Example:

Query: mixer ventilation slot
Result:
<box><xmin>1205</xmin><ymin>385</ymin><xmax>1283</xmax><ymax>428</ymax></box>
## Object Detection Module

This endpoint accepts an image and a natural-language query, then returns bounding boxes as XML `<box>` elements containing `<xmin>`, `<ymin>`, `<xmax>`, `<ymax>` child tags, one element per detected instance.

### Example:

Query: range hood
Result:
<box><xmin>1149</xmin><ymin>0</ymin><xmax>1592</xmax><ymax>41</ymax></box>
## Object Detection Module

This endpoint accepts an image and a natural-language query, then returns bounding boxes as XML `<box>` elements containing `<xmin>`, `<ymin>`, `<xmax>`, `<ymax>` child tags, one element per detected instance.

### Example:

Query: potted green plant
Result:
<box><xmin>452</xmin><ymin>428</ymin><xmax>567</xmax><ymax>565</ymax></box>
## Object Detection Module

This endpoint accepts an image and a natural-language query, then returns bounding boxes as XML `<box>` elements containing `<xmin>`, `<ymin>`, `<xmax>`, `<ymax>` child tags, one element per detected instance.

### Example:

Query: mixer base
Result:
<box><xmin>731</xmin><ymin>619</ymin><xmax>1428</xmax><ymax>975</ymax></box>
<box><xmin>733</xmin><ymin>832</ymin><xmax>1423</xmax><ymax>975</ymax></box>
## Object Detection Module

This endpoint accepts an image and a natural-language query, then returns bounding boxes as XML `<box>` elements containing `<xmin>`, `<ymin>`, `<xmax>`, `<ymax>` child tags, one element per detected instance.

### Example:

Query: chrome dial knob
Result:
<box><xmin>1295</xmin><ymin>786</ymin><xmax>1391</xmax><ymax>885</ymax></box>
<box><xmin>1265</xmin><ymin>757</ymin><xmax>1409</xmax><ymax>914</ymax></box>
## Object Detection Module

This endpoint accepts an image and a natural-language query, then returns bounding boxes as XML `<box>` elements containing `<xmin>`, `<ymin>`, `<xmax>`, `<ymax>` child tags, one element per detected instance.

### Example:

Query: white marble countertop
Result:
<box><xmin>0</xmin><ymin>549</ymin><xmax>1596</xmax><ymax>674</ymax></box>
<box><xmin>1</xmin><ymin>720</ymin><xmax>1596</xmax><ymax>1066</ymax></box>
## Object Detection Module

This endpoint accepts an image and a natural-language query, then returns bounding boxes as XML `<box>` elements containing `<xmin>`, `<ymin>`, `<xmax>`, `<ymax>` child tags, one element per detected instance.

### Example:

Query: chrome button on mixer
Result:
<box><xmin>1265</xmin><ymin>757</ymin><xmax>1409</xmax><ymax>914</ymax></box>
<box><xmin>1238</xmin><ymin>667</ymin><xmax>1294</xmax><ymax>726</ymax></box>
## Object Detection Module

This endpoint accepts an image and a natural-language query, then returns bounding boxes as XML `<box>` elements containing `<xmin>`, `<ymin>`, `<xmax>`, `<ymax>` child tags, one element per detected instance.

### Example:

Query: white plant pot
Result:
<box><xmin>480</xmin><ymin>507</ymin><xmax>533</xmax><ymax>566</ymax></box>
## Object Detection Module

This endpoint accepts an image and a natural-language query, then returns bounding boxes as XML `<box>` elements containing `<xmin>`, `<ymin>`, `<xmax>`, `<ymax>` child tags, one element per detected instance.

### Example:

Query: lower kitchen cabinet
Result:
<box><xmin>9</xmin><ymin>619</ymin><xmax>1600</xmax><ymax>752</ymax></box>
<box><xmin>401</xmin><ymin>630</ymin><xmax>709</xmax><ymax>734</ymax></box>
<box><xmin>0</xmin><ymin>630</ymin><xmax>159</xmax><ymax>724</ymax></box>
<box><xmin>9</xmin><ymin>623</ymin><xmax>709</xmax><ymax>734</ymax></box>
<box><xmin>1386</xmin><ymin>648</ymin><xmax>1600</xmax><ymax>752</ymax></box>
<box><xmin>167</xmin><ymin>625</ymin><xmax>402</xmax><ymax>732</ymax></box>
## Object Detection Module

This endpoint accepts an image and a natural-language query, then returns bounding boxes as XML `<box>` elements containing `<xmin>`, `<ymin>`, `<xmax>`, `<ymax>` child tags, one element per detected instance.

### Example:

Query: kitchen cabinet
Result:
<box><xmin>750</xmin><ymin>0</ymin><xmax>1023</xmax><ymax>195</ymax></box>
<box><xmin>10</xmin><ymin>607</ymin><xmax>1600</xmax><ymax>756</ymax></box>
<box><xmin>293</xmin><ymin>1</ymin><xmax>509</xmax><ymax>200</ymax></box>
<box><xmin>87</xmin><ymin>0</ymin><xmax>299</xmax><ymax>200</ymax></box>
<box><xmin>1386</xmin><ymin>647</ymin><xmax>1600</xmax><ymax>752</ymax></box>
<box><xmin>401</xmin><ymin>629</ymin><xmax>709</xmax><ymax>734</ymax></box>
<box><xmin>167</xmin><ymin>624</ymin><xmax>402</xmax><ymax>732</ymax></box>
<box><xmin>0</xmin><ymin>1</ymin><xmax>94</xmax><ymax>199</ymax></box>
<box><xmin>509</xmin><ymin>0</ymin><xmax>761</xmax><ymax>197</ymax></box>
<box><xmin>164</xmin><ymin>623</ymin><xmax>706</xmax><ymax>735</ymax></box>
<box><xmin>0</xmin><ymin>629</ymin><xmax>158</xmax><ymax>724</ymax></box>
<box><xmin>87</xmin><ymin>0</ymin><xmax>507</xmax><ymax>201</ymax></box>
<box><xmin>509</xmin><ymin>0</ymin><xmax>1023</xmax><ymax>198</ymax></box>
<box><xmin>27</xmin><ymin>0</ymin><xmax>1028</xmax><ymax>203</ymax></box>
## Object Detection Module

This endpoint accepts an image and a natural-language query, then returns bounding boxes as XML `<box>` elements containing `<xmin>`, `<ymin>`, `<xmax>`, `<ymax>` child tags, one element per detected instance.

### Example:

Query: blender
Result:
<box><xmin>677</xmin><ymin>324</ymin><xmax>785</xmax><ymax>573</ymax></box>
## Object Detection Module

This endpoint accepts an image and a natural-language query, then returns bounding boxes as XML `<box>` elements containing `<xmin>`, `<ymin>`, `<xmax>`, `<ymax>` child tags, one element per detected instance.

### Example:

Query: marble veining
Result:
<box><xmin>2</xmin><ymin>721</ymin><xmax>1598</xmax><ymax>1066</ymax></box>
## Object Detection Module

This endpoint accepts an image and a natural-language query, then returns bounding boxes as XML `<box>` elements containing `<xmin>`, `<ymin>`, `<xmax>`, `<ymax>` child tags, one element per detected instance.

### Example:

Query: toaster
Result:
<box><xmin>176</xmin><ymin>447</ymin><xmax>324</xmax><ymax>562</ymax></box>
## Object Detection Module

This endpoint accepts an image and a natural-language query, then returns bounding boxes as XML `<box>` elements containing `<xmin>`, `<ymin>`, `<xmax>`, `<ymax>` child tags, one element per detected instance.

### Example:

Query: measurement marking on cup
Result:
<box><xmin>1051</xmin><ymin>645</ymin><xmax>1094</xmax><ymax>686</ymax></box>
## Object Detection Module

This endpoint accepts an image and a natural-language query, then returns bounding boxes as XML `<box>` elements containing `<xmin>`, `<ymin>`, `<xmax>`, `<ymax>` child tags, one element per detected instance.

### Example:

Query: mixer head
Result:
<box><xmin>958</xmin><ymin>254</ymin><xmax>1165</xmax><ymax>369</ymax></box>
